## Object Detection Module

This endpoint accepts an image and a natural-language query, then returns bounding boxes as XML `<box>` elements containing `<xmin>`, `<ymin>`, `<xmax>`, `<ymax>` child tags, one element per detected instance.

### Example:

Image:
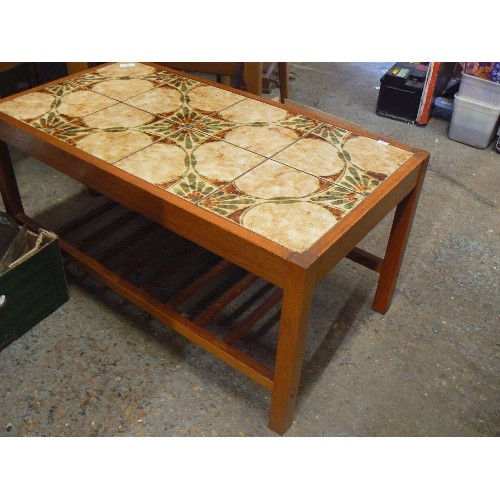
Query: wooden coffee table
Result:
<box><xmin>0</xmin><ymin>63</ymin><xmax>429</xmax><ymax>434</ymax></box>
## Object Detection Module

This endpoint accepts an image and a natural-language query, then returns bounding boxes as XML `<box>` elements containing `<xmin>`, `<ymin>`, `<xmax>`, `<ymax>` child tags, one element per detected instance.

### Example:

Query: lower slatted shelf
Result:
<box><xmin>16</xmin><ymin>200</ymin><xmax>283</xmax><ymax>391</ymax></box>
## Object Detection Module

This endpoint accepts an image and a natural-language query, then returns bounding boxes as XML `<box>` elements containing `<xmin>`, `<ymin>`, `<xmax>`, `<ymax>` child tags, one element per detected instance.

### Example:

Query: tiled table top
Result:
<box><xmin>0</xmin><ymin>62</ymin><xmax>413</xmax><ymax>253</ymax></box>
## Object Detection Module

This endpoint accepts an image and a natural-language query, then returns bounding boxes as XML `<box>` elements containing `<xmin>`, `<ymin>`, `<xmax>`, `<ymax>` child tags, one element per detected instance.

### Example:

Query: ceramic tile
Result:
<box><xmin>272</xmin><ymin>122</ymin><xmax>413</xmax><ymax>195</ymax></box>
<box><xmin>2</xmin><ymin>79</ymin><xmax>208</xmax><ymax>161</ymax></box>
<box><xmin>0</xmin><ymin>63</ymin><xmax>415</xmax><ymax>250</ymax></box>
<box><xmin>184</xmin><ymin>99</ymin><xmax>320</xmax><ymax>157</ymax></box>
<box><xmin>198</xmin><ymin>160</ymin><xmax>364</xmax><ymax>252</ymax></box>
<box><xmin>76</xmin><ymin>130</ymin><xmax>155</xmax><ymax>163</ymax></box>
<box><xmin>124</xmin><ymin>81</ymin><xmax>247</xmax><ymax>121</ymax></box>
<box><xmin>114</xmin><ymin>135</ymin><xmax>266</xmax><ymax>203</ymax></box>
<box><xmin>82</xmin><ymin>103</ymin><xmax>156</xmax><ymax>129</ymax></box>
<box><xmin>0</xmin><ymin>86</ymin><xmax>118</xmax><ymax>125</ymax></box>
<box><xmin>0</xmin><ymin>91</ymin><xmax>58</xmax><ymax>121</ymax></box>
<box><xmin>96</xmin><ymin>62</ymin><xmax>158</xmax><ymax>79</ymax></box>
<box><xmin>66</xmin><ymin>63</ymin><xmax>180</xmax><ymax>101</ymax></box>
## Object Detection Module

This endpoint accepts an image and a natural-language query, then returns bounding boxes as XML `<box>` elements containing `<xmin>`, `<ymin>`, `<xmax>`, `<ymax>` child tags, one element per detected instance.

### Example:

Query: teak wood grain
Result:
<box><xmin>0</xmin><ymin>63</ymin><xmax>429</xmax><ymax>434</ymax></box>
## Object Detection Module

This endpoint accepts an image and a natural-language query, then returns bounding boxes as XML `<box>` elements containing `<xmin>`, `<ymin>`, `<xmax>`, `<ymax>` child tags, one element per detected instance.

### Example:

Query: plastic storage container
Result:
<box><xmin>458</xmin><ymin>73</ymin><xmax>500</xmax><ymax>107</ymax></box>
<box><xmin>448</xmin><ymin>94</ymin><xmax>500</xmax><ymax>149</ymax></box>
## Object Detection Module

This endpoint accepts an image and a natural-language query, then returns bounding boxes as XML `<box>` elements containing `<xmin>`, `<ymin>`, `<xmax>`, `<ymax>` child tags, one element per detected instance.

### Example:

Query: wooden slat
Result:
<box><xmin>223</xmin><ymin>288</ymin><xmax>283</xmax><ymax>344</ymax></box>
<box><xmin>167</xmin><ymin>259</ymin><xmax>233</xmax><ymax>309</ymax></box>
<box><xmin>57</xmin><ymin>199</ymin><xmax>117</xmax><ymax>235</ymax></box>
<box><xmin>194</xmin><ymin>272</ymin><xmax>259</xmax><ymax>327</ymax></box>
<box><xmin>76</xmin><ymin>211</ymin><xmax>137</xmax><ymax>250</ymax></box>
<box><xmin>116</xmin><ymin>233</ymin><xmax>180</xmax><ymax>277</ymax></box>
<box><xmin>93</xmin><ymin>221</ymin><xmax>157</xmax><ymax>262</ymax></box>
<box><xmin>16</xmin><ymin>212</ymin><xmax>274</xmax><ymax>391</ymax></box>
<box><xmin>141</xmin><ymin>247</ymin><xmax>205</xmax><ymax>294</ymax></box>
<box><xmin>346</xmin><ymin>247</ymin><xmax>383</xmax><ymax>273</ymax></box>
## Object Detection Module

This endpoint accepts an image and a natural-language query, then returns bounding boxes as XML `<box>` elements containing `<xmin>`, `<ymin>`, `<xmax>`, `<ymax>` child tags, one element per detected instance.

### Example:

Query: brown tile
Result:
<box><xmin>239</xmin><ymin>201</ymin><xmax>338</xmax><ymax>253</ymax></box>
<box><xmin>113</xmin><ymin>133</ymin><xmax>265</xmax><ymax>203</ymax></box>
<box><xmin>272</xmin><ymin>135</ymin><xmax>345</xmax><ymax>178</ymax></box>
<box><xmin>188</xmin><ymin>100</ymin><xmax>319</xmax><ymax>157</ymax></box>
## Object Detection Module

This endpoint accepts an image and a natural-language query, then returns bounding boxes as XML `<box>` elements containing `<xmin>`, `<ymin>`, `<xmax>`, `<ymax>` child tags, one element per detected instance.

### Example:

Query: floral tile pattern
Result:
<box><xmin>198</xmin><ymin>160</ymin><xmax>364</xmax><ymax>252</ymax></box>
<box><xmin>0</xmin><ymin>62</ymin><xmax>416</xmax><ymax>253</ymax></box>
<box><xmin>188</xmin><ymin>98</ymin><xmax>320</xmax><ymax>157</ymax></box>
<box><xmin>114</xmin><ymin>132</ymin><xmax>266</xmax><ymax>203</ymax></box>
<box><xmin>272</xmin><ymin>123</ymin><xmax>413</xmax><ymax>196</ymax></box>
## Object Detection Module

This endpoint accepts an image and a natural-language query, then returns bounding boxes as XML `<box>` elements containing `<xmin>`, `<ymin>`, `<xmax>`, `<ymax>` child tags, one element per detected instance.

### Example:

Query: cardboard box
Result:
<box><xmin>0</xmin><ymin>228</ymin><xmax>69</xmax><ymax>349</ymax></box>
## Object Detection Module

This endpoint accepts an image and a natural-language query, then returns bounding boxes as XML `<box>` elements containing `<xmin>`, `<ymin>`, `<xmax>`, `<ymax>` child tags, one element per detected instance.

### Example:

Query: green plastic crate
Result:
<box><xmin>0</xmin><ymin>228</ymin><xmax>68</xmax><ymax>349</ymax></box>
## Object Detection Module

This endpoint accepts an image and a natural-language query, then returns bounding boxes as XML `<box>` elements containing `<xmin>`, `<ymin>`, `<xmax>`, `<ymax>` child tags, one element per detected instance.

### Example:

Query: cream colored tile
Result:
<box><xmin>193</xmin><ymin>141</ymin><xmax>264</xmax><ymax>183</ymax></box>
<box><xmin>0</xmin><ymin>92</ymin><xmax>54</xmax><ymax>121</ymax></box>
<box><xmin>220</xmin><ymin>99</ymin><xmax>288</xmax><ymax>123</ymax></box>
<box><xmin>272</xmin><ymin>136</ymin><xmax>345</xmax><ymax>177</ymax></box>
<box><xmin>114</xmin><ymin>142</ymin><xmax>187</xmax><ymax>185</ymax></box>
<box><xmin>83</xmin><ymin>103</ymin><xmax>155</xmax><ymax>129</ymax></box>
<box><xmin>76</xmin><ymin>130</ymin><xmax>153</xmax><ymax>163</ymax></box>
<box><xmin>125</xmin><ymin>87</ymin><xmax>182</xmax><ymax>115</ymax></box>
<box><xmin>344</xmin><ymin>135</ymin><xmax>413</xmax><ymax>176</ymax></box>
<box><xmin>223</xmin><ymin>125</ymin><xmax>299</xmax><ymax>157</ymax></box>
<box><xmin>235</xmin><ymin>160</ymin><xmax>320</xmax><ymax>199</ymax></box>
<box><xmin>241</xmin><ymin>201</ymin><xmax>337</xmax><ymax>253</ymax></box>
<box><xmin>187</xmin><ymin>85</ymin><xmax>246</xmax><ymax>113</ymax></box>
<box><xmin>91</xmin><ymin>78</ymin><xmax>154</xmax><ymax>100</ymax></box>
<box><xmin>57</xmin><ymin>90</ymin><xmax>117</xmax><ymax>118</ymax></box>
<box><xmin>96</xmin><ymin>63</ymin><xmax>156</xmax><ymax>78</ymax></box>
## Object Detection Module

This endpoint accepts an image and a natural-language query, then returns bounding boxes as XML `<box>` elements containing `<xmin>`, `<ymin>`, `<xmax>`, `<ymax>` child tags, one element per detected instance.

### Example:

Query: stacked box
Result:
<box><xmin>449</xmin><ymin>73</ymin><xmax>500</xmax><ymax>149</ymax></box>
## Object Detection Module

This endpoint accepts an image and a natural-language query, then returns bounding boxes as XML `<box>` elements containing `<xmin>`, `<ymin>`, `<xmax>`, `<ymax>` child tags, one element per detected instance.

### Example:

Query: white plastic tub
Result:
<box><xmin>458</xmin><ymin>73</ymin><xmax>500</xmax><ymax>107</ymax></box>
<box><xmin>449</xmin><ymin>93</ymin><xmax>500</xmax><ymax>149</ymax></box>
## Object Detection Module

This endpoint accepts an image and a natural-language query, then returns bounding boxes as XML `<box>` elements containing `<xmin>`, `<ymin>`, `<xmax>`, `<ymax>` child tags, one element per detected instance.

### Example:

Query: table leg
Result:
<box><xmin>269</xmin><ymin>260</ymin><xmax>315</xmax><ymax>434</ymax></box>
<box><xmin>0</xmin><ymin>141</ymin><xmax>24</xmax><ymax>217</ymax></box>
<box><xmin>372</xmin><ymin>159</ymin><xmax>428</xmax><ymax>314</ymax></box>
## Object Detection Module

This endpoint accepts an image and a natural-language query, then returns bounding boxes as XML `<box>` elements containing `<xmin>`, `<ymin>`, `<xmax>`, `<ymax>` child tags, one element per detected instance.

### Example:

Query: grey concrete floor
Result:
<box><xmin>0</xmin><ymin>62</ymin><xmax>498</xmax><ymax>437</ymax></box>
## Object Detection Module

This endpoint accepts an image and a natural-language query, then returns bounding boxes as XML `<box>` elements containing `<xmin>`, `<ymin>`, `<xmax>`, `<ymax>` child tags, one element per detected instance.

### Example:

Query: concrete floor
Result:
<box><xmin>0</xmin><ymin>63</ymin><xmax>498</xmax><ymax>437</ymax></box>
